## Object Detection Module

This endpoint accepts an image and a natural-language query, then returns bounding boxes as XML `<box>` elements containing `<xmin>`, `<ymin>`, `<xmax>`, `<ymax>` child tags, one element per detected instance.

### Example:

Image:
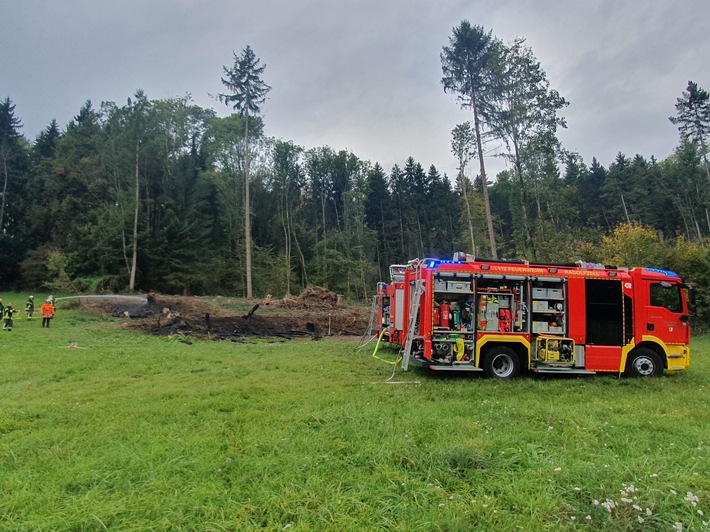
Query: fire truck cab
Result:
<box><xmin>376</xmin><ymin>255</ymin><xmax>692</xmax><ymax>378</ymax></box>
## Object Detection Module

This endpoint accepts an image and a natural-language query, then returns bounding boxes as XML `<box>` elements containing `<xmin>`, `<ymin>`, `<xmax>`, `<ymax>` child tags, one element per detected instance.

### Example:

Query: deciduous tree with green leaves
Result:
<box><xmin>483</xmin><ymin>38</ymin><xmax>568</xmax><ymax>258</ymax></box>
<box><xmin>219</xmin><ymin>45</ymin><xmax>271</xmax><ymax>299</ymax></box>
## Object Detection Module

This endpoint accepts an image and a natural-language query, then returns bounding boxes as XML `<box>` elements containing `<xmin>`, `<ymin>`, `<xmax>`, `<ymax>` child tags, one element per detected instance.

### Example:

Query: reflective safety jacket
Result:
<box><xmin>41</xmin><ymin>302</ymin><xmax>55</xmax><ymax>318</ymax></box>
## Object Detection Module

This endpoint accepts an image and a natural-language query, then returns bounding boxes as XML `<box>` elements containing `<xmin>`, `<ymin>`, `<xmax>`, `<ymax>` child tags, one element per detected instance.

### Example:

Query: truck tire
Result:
<box><xmin>483</xmin><ymin>346</ymin><xmax>521</xmax><ymax>379</ymax></box>
<box><xmin>625</xmin><ymin>348</ymin><xmax>663</xmax><ymax>377</ymax></box>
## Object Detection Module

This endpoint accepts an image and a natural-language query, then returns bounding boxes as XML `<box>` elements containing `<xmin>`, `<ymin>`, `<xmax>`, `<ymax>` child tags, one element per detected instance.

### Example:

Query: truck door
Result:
<box><xmin>584</xmin><ymin>278</ymin><xmax>626</xmax><ymax>371</ymax></box>
<box><xmin>645</xmin><ymin>281</ymin><xmax>690</xmax><ymax>345</ymax></box>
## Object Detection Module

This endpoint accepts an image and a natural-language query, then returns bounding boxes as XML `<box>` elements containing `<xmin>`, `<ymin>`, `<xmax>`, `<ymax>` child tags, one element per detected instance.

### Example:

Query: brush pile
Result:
<box><xmin>278</xmin><ymin>286</ymin><xmax>343</xmax><ymax>310</ymax></box>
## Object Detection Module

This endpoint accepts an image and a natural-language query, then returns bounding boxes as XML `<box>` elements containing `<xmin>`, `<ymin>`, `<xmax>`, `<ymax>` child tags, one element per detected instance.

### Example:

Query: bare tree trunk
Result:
<box><xmin>471</xmin><ymin>93</ymin><xmax>497</xmax><ymax>258</ymax></box>
<box><xmin>0</xmin><ymin>148</ymin><xmax>8</xmax><ymax>231</ymax></box>
<box><xmin>292</xmin><ymin>228</ymin><xmax>308</xmax><ymax>287</ymax></box>
<box><xmin>699</xmin><ymin>136</ymin><xmax>710</xmax><ymax>184</ymax></box>
<box><xmin>281</xmin><ymin>198</ymin><xmax>293</xmax><ymax>295</ymax></box>
<box><xmin>129</xmin><ymin>138</ymin><xmax>140</xmax><ymax>292</ymax></box>
<box><xmin>512</xmin><ymin>137</ymin><xmax>532</xmax><ymax>256</ymax></box>
<box><xmin>244</xmin><ymin>115</ymin><xmax>253</xmax><ymax>299</ymax></box>
<box><xmin>458</xmin><ymin>174</ymin><xmax>476</xmax><ymax>255</ymax></box>
<box><xmin>621</xmin><ymin>194</ymin><xmax>631</xmax><ymax>224</ymax></box>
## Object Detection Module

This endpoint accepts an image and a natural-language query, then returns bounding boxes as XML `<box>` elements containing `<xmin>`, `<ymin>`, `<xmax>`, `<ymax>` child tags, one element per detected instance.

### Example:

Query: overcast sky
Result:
<box><xmin>2</xmin><ymin>1</ymin><xmax>708</xmax><ymax>179</ymax></box>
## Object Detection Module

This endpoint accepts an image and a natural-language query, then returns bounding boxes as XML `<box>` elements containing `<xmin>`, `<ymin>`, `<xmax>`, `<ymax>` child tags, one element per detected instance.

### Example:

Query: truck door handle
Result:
<box><xmin>680</xmin><ymin>315</ymin><xmax>689</xmax><ymax>323</ymax></box>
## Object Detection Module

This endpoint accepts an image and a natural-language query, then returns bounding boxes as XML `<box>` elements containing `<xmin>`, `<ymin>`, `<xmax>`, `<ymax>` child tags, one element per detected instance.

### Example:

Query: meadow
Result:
<box><xmin>0</xmin><ymin>300</ymin><xmax>708</xmax><ymax>530</ymax></box>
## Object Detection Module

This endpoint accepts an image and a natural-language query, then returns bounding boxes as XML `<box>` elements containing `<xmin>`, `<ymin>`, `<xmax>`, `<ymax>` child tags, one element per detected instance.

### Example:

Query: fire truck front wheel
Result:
<box><xmin>483</xmin><ymin>346</ymin><xmax>521</xmax><ymax>379</ymax></box>
<box><xmin>626</xmin><ymin>348</ymin><xmax>663</xmax><ymax>377</ymax></box>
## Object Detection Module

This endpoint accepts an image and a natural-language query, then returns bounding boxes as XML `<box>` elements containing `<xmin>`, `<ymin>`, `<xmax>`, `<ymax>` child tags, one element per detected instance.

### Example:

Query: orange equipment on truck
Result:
<box><xmin>374</xmin><ymin>255</ymin><xmax>693</xmax><ymax>379</ymax></box>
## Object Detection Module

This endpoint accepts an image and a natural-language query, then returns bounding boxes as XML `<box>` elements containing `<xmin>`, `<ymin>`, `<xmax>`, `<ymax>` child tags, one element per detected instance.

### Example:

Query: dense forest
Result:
<box><xmin>1</xmin><ymin>22</ymin><xmax>710</xmax><ymax>324</ymax></box>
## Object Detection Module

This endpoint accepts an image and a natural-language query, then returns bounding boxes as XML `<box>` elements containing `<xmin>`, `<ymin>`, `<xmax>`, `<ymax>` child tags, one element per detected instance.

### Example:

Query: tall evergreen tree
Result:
<box><xmin>0</xmin><ymin>97</ymin><xmax>30</xmax><ymax>287</ymax></box>
<box><xmin>441</xmin><ymin>21</ymin><xmax>499</xmax><ymax>258</ymax></box>
<box><xmin>670</xmin><ymin>81</ymin><xmax>710</xmax><ymax>182</ymax></box>
<box><xmin>219</xmin><ymin>45</ymin><xmax>271</xmax><ymax>299</ymax></box>
<box><xmin>0</xmin><ymin>97</ymin><xmax>27</xmax><ymax>233</ymax></box>
<box><xmin>364</xmin><ymin>163</ymin><xmax>392</xmax><ymax>278</ymax></box>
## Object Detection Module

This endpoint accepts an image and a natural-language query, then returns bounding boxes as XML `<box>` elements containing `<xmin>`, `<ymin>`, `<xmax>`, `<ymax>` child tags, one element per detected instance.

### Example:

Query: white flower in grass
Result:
<box><xmin>671</xmin><ymin>489</ymin><xmax>678</xmax><ymax>495</ymax></box>
<box><xmin>685</xmin><ymin>492</ymin><xmax>699</xmax><ymax>507</ymax></box>
<box><xmin>585</xmin><ymin>515</ymin><xmax>592</xmax><ymax>521</ymax></box>
<box><xmin>633</xmin><ymin>504</ymin><xmax>642</xmax><ymax>511</ymax></box>
<box><xmin>646</xmin><ymin>508</ymin><xmax>653</xmax><ymax>516</ymax></box>
<box><xmin>698</xmin><ymin>509</ymin><xmax>704</xmax><ymax>516</ymax></box>
<box><xmin>674</xmin><ymin>522</ymin><xmax>683</xmax><ymax>531</ymax></box>
<box><xmin>574</xmin><ymin>487</ymin><xmax>581</xmax><ymax>492</ymax></box>
<box><xmin>638</xmin><ymin>516</ymin><xmax>645</xmax><ymax>524</ymax></box>
<box><xmin>621</xmin><ymin>497</ymin><xmax>633</xmax><ymax>504</ymax></box>
<box><xmin>593</xmin><ymin>500</ymin><xmax>600</xmax><ymax>506</ymax></box>
<box><xmin>438</xmin><ymin>503</ymin><xmax>445</xmax><ymax>508</ymax></box>
<box><xmin>601</xmin><ymin>499</ymin><xmax>616</xmax><ymax>512</ymax></box>
<box><xmin>554</xmin><ymin>467</ymin><xmax>562</xmax><ymax>473</ymax></box>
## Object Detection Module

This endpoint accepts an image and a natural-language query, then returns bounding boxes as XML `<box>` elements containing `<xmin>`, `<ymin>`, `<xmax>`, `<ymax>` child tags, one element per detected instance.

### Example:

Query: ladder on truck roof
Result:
<box><xmin>401</xmin><ymin>279</ymin><xmax>425</xmax><ymax>371</ymax></box>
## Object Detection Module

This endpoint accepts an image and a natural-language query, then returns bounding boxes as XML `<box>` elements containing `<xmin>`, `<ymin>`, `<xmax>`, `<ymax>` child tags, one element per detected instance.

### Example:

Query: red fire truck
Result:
<box><xmin>376</xmin><ymin>254</ymin><xmax>693</xmax><ymax>378</ymax></box>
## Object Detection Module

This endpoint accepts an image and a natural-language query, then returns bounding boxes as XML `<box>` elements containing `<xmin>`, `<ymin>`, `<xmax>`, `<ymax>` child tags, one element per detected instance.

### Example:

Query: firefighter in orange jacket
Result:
<box><xmin>41</xmin><ymin>299</ymin><xmax>55</xmax><ymax>328</ymax></box>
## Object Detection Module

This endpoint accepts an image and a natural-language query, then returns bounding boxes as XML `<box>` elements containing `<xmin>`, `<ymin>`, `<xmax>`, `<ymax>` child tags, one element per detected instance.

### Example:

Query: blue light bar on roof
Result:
<box><xmin>644</xmin><ymin>267</ymin><xmax>680</xmax><ymax>278</ymax></box>
<box><xmin>426</xmin><ymin>259</ymin><xmax>465</xmax><ymax>269</ymax></box>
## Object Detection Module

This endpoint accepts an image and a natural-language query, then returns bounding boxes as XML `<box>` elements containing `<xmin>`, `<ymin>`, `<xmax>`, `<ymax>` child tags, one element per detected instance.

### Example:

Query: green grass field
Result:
<box><xmin>1</xmin><ymin>300</ymin><xmax>708</xmax><ymax>530</ymax></box>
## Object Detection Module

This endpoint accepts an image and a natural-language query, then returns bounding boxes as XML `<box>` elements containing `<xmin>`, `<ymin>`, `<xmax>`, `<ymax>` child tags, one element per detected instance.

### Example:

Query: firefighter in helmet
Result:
<box><xmin>3</xmin><ymin>302</ymin><xmax>16</xmax><ymax>331</ymax></box>
<box><xmin>26</xmin><ymin>295</ymin><xmax>35</xmax><ymax>320</ymax></box>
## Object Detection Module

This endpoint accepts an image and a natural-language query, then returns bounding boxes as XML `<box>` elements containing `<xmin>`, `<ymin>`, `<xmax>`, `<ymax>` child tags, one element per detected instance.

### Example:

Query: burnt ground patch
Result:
<box><xmin>80</xmin><ymin>287</ymin><xmax>370</xmax><ymax>342</ymax></box>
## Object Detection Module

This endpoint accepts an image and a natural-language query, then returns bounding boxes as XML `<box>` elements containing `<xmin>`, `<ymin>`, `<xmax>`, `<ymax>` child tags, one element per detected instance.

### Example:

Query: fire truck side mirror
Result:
<box><xmin>681</xmin><ymin>283</ymin><xmax>695</xmax><ymax>314</ymax></box>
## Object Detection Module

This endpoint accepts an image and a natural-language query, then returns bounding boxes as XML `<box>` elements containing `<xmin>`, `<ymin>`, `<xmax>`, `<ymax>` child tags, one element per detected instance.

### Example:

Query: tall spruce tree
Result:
<box><xmin>441</xmin><ymin>21</ymin><xmax>499</xmax><ymax>258</ymax></box>
<box><xmin>0</xmin><ymin>97</ymin><xmax>30</xmax><ymax>287</ymax></box>
<box><xmin>670</xmin><ymin>81</ymin><xmax>710</xmax><ymax>183</ymax></box>
<box><xmin>0</xmin><ymin>97</ymin><xmax>26</xmax><ymax>233</ymax></box>
<box><xmin>219</xmin><ymin>45</ymin><xmax>271</xmax><ymax>299</ymax></box>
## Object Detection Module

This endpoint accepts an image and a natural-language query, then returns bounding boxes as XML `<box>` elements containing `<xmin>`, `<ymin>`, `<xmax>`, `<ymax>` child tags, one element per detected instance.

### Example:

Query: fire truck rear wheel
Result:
<box><xmin>626</xmin><ymin>348</ymin><xmax>663</xmax><ymax>377</ymax></box>
<box><xmin>483</xmin><ymin>346</ymin><xmax>521</xmax><ymax>379</ymax></box>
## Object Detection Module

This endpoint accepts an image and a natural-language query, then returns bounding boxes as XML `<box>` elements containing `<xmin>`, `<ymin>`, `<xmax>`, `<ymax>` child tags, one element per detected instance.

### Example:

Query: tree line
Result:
<box><xmin>1</xmin><ymin>22</ymin><xmax>709</xmax><ymax>324</ymax></box>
